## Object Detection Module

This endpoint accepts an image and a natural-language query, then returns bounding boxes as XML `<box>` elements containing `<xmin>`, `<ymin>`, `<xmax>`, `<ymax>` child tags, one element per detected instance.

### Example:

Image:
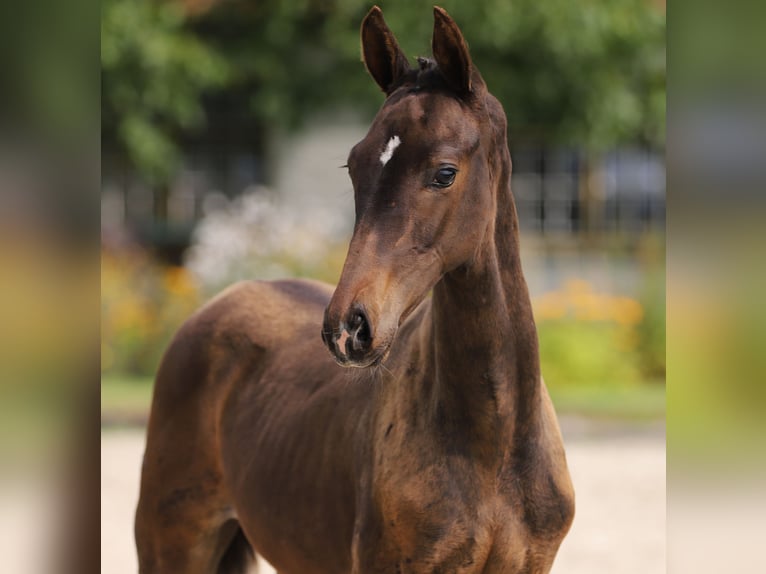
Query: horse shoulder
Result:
<box><xmin>150</xmin><ymin>279</ymin><xmax>333</xmax><ymax>411</ymax></box>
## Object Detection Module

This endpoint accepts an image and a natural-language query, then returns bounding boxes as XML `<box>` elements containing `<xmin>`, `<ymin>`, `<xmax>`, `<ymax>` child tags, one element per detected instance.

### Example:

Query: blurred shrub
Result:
<box><xmin>101</xmin><ymin>0</ymin><xmax>229</xmax><ymax>183</ymax></box>
<box><xmin>101</xmin><ymin>247</ymin><xmax>200</xmax><ymax>376</ymax></box>
<box><xmin>0</xmin><ymin>232</ymin><xmax>94</xmax><ymax>439</ymax></box>
<box><xmin>668</xmin><ymin>233</ymin><xmax>766</xmax><ymax>461</ymax></box>
<box><xmin>534</xmin><ymin>277</ymin><xmax>664</xmax><ymax>387</ymax></box>
<box><xmin>636</xmin><ymin>269</ymin><xmax>666</xmax><ymax>378</ymax></box>
<box><xmin>185</xmin><ymin>189</ymin><xmax>348</xmax><ymax>296</ymax></box>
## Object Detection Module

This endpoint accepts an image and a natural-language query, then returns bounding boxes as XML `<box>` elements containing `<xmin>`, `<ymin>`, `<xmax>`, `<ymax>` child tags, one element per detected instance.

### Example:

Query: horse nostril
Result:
<box><xmin>348</xmin><ymin>308</ymin><xmax>372</xmax><ymax>351</ymax></box>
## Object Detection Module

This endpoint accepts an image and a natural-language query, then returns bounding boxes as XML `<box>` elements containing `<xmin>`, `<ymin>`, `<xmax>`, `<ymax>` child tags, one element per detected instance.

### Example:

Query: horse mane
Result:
<box><xmin>389</xmin><ymin>56</ymin><xmax>446</xmax><ymax>93</ymax></box>
<box><xmin>388</xmin><ymin>56</ymin><xmax>485</xmax><ymax>108</ymax></box>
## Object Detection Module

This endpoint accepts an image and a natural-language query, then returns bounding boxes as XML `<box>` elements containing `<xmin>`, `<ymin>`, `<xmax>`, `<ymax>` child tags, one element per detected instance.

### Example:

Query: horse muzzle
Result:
<box><xmin>321</xmin><ymin>304</ymin><xmax>388</xmax><ymax>368</ymax></box>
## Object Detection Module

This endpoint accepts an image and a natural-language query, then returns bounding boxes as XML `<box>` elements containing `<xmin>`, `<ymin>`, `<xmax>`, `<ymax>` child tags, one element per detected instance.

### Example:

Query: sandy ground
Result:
<box><xmin>101</xmin><ymin>422</ymin><xmax>665</xmax><ymax>573</ymax></box>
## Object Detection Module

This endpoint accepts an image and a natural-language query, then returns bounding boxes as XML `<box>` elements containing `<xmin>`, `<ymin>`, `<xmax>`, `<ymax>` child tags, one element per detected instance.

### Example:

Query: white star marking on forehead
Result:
<box><xmin>379</xmin><ymin>135</ymin><xmax>401</xmax><ymax>166</ymax></box>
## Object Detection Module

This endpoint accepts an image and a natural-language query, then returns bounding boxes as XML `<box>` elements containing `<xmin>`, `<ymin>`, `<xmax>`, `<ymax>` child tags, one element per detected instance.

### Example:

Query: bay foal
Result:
<box><xmin>136</xmin><ymin>7</ymin><xmax>574</xmax><ymax>573</ymax></box>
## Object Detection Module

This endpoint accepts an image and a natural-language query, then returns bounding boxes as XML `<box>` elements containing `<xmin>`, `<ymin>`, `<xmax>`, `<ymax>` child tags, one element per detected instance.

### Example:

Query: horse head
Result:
<box><xmin>322</xmin><ymin>6</ymin><xmax>510</xmax><ymax>367</ymax></box>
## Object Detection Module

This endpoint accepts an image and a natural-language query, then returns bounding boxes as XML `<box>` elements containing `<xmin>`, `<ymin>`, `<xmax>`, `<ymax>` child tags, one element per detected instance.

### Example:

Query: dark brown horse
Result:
<box><xmin>136</xmin><ymin>6</ymin><xmax>574</xmax><ymax>573</ymax></box>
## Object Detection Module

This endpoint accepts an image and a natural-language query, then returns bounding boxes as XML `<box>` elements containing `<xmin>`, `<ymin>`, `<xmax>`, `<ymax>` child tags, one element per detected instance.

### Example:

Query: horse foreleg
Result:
<box><xmin>135</xmin><ymin>459</ymin><xmax>255</xmax><ymax>573</ymax></box>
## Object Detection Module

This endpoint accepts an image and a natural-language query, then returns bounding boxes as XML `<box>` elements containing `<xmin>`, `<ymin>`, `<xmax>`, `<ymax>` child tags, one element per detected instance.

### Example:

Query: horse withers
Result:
<box><xmin>136</xmin><ymin>6</ymin><xmax>574</xmax><ymax>573</ymax></box>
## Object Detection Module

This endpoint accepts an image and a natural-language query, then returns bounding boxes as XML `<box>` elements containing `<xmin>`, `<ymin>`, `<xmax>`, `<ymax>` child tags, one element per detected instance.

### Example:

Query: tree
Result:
<box><xmin>101</xmin><ymin>0</ymin><xmax>229</xmax><ymax>184</ymax></box>
<box><xmin>101</xmin><ymin>0</ymin><xmax>665</xmax><ymax>186</ymax></box>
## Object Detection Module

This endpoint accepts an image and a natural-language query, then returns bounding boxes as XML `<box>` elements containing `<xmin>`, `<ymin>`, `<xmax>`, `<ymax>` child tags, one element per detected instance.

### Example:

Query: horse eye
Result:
<box><xmin>431</xmin><ymin>167</ymin><xmax>458</xmax><ymax>188</ymax></box>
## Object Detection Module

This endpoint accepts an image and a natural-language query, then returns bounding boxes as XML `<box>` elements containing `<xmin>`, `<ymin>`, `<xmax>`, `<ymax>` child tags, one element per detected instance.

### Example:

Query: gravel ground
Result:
<box><xmin>101</xmin><ymin>421</ymin><xmax>665</xmax><ymax>573</ymax></box>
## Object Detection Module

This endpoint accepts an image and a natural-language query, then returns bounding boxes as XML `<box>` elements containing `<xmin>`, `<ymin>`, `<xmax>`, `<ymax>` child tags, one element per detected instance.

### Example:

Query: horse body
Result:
<box><xmin>136</xmin><ymin>7</ymin><xmax>574</xmax><ymax>574</ymax></box>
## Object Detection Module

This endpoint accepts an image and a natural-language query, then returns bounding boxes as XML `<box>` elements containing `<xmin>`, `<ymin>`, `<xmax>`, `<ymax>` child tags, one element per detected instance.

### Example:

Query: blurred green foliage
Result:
<box><xmin>539</xmin><ymin>320</ymin><xmax>642</xmax><ymax>386</ymax></box>
<box><xmin>101</xmin><ymin>246</ymin><xmax>201</xmax><ymax>375</ymax></box>
<box><xmin>101</xmin><ymin>0</ymin><xmax>230</xmax><ymax>183</ymax></box>
<box><xmin>636</xmin><ymin>268</ymin><xmax>666</xmax><ymax>378</ymax></box>
<box><xmin>0</xmin><ymin>0</ymin><xmax>96</xmax><ymax>138</ymax></box>
<box><xmin>101</xmin><ymin>0</ymin><xmax>665</xmax><ymax>185</ymax></box>
<box><xmin>534</xmin><ymin>275</ymin><xmax>665</xmax><ymax>388</ymax></box>
<box><xmin>667</xmin><ymin>222</ymin><xmax>766</xmax><ymax>462</ymax></box>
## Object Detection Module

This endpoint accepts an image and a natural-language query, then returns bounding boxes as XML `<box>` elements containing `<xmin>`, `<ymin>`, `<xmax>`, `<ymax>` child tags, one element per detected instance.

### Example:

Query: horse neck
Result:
<box><xmin>425</xmin><ymin>136</ymin><xmax>541</xmax><ymax>456</ymax></box>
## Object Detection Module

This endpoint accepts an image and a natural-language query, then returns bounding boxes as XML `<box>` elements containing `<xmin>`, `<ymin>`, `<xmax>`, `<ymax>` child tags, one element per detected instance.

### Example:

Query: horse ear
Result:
<box><xmin>361</xmin><ymin>6</ymin><xmax>410</xmax><ymax>95</ymax></box>
<box><xmin>432</xmin><ymin>6</ymin><xmax>473</xmax><ymax>95</ymax></box>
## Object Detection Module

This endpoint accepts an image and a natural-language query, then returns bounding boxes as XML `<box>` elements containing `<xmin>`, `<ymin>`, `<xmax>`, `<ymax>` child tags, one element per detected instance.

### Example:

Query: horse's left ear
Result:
<box><xmin>432</xmin><ymin>6</ymin><xmax>473</xmax><ymax>95</ymax></box>
<box><xmin>361</xmin><ymin>6</ymin><xmax>410</xmax><ymax>95</ymax></box>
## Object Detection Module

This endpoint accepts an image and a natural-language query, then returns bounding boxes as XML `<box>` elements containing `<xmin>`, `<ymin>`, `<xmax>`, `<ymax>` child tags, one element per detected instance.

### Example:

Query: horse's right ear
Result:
<box><xmin>361</xmin><ymin>6</ymin><xmax>410</xmax><ymax>95</ymax></box>
<box><xmin>432</xmin><ymin>6</ymin><xmax>473</xmax><ymax>95</ymax></box>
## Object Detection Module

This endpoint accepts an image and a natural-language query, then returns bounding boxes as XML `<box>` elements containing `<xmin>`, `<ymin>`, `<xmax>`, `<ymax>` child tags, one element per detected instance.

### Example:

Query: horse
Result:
<box><xmin>135</xmin><ymin>6</ymin><xmax>574</xmax><ymax>573</ymax></box>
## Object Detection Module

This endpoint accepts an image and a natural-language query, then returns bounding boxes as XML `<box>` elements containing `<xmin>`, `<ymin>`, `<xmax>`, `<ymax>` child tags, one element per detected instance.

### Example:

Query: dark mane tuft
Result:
<box><xmin>393</xmin><ymin>56</ymin><xmax>450</xmax><ymax>95</ymax></box>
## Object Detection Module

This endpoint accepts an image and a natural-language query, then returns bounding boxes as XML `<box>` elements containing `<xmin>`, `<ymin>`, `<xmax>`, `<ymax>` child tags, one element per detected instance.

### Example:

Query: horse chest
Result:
<box><xmin>357</xmin><ymin>455</ymin><xmax>509</xmax><ymax>571</ymax></box>
<box><xmin>358</xmin><ymin>426</ymin><xmax>572</xmax><ymax>574</ymax></box>
<box><xmin>357</xmin><ymin>483</ymin><xmax>560</xmax><ymax>574</ymax></box>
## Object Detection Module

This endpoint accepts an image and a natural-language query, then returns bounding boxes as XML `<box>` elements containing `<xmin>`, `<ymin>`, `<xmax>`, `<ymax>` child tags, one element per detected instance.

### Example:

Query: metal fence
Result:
<box><xmin>512</xmin><ymin>145</ymin><xmax>665</xmax><ymax>236</ymax></box>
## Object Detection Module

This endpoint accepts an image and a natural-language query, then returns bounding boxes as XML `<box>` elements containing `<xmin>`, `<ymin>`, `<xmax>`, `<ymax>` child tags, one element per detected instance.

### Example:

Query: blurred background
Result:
<box><xmin>100</xmin><ymin>0</ymin><xmax>666</xmax><ymax>421</ymax></box>
<box><xmin>99</xmin><ymin>2</ymin><xmax>666</xmax><ymax>571</ymax></box>
<box><xmin>6</xmin><ymin>0</ymin><xmax>766</xmax><ymax>572</ymax></box>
